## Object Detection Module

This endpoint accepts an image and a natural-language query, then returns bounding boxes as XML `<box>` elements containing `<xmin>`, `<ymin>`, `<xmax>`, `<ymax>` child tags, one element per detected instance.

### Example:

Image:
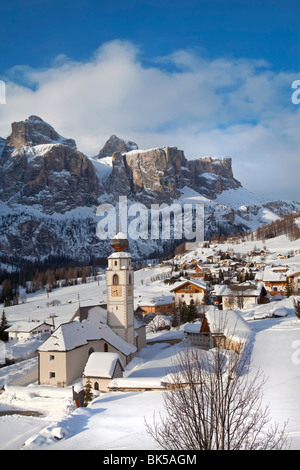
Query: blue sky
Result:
<box><xmin>0</xmin><ymin>0</ymin><xmax>299</xmax><ymax>200</ymax></box>
<box><xmin>1</xmin><ymin>0</ymin><xmax>299</xmax><ymax>71</ymax></box>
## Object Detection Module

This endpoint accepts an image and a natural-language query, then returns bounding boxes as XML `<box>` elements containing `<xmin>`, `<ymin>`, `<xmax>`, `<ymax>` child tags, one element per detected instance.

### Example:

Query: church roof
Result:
<box><xmin>38</xmin><ymin>320</ymin><xmax>136</xmax><ymax>356</ymax></box>
<box><xmin>110</xmin><ymin>230</ymin><xmax>129</xmax><ymax>252</ymax></box>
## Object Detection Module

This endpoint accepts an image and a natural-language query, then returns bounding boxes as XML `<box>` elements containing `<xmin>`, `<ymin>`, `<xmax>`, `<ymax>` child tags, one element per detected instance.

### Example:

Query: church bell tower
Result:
<box><xmin>106</xmin><ymin>227</ymin><xmax>135</xmax><ymax>346</ymax></box>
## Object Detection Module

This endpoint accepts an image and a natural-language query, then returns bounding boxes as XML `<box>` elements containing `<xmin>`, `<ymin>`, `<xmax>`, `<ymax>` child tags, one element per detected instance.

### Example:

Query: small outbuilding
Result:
<box><xmin>82</xmin><ymin>352</ymin><xmax>124</xmax><ymax>392</ymax></box>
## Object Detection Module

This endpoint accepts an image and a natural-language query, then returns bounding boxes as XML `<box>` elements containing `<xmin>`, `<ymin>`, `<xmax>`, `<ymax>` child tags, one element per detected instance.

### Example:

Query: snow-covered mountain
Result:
<box><xmin>0</xmin><ymin>116</ymin><xmax>299</xmax><ymax>266</ymax></box>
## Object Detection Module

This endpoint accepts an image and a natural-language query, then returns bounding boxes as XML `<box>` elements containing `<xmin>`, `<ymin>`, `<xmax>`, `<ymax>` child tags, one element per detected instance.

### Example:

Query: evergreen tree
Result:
<box><xmin>84</xmin><ymin>379</ymin><xmax>93</xmax><ymax>405</ymax></box>
<box><xmin>172</xmin><ymin>301</ymin><xmax>182</xmax><ymax>328</ymax></box>
<box><xmin>0</xmin><ymin>310</ymin><xmax>9</xmax><ymax>342</ymax></box>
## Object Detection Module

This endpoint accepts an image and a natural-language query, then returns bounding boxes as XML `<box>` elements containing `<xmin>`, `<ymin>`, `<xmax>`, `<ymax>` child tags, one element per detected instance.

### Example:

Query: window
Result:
<box><xmin>129</xmin><ymin>274</ymin><xmax>132</xmax><ymax>284</ymax></box>
<box><xmin>49</xmin><ymin>372</ymin><xmax>55</xmax><ymax>378</ymax></box>
<box><xmin>113</xmin><ymin>274</ymin><xmax>119</xmax><ymax>285</ymax></box>
<box><xmin>104</xmin><ymin>343</ymin><xmax>108</xmax><ymax>352</ymax></box>
<box><xmin>114</xmin><ymin>260</ymin><xmax>117</xmax><ymax>266</ymax></box>
<box><xmin>94</xmin><ymin>382</ymin><xmax>99</xmax><ymax>391</ymax></box>
<box><xmin>49</xmin><ymin>355</ymin><xmax>55</xmax><ymax>361</ymax></box>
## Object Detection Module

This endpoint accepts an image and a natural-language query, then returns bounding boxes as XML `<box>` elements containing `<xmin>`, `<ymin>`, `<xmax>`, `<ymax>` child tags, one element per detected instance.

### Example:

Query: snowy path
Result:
<box><xmin>0</xmin><ymin>415</ymin><xmax>50</xmax><ymax>450</ymax></box>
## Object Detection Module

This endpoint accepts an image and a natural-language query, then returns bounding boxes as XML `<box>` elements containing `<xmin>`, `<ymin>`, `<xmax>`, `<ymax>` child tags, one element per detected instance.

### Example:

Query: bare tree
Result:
<box><xmin>146</xmin><ymin>342</ymin><xmax>289</xmax><ymax>450</ymax></box>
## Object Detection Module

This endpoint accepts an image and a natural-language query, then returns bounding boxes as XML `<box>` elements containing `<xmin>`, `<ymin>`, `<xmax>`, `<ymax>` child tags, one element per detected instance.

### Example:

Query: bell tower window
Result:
<box><xmin>113</xmin><ymin>274</ymin><xmax>119</xmax><ymax>285</ymax></box>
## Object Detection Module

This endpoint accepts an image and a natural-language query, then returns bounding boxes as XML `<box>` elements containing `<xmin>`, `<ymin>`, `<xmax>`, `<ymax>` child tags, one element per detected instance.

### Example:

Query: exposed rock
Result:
<box><xmin>104</xmin><ymin>146</ymin><xmax>240</xmax><ymax>202</ymax></box>
<box><xmin>0</xmin><ymin>142</ymin><xmax>102</xmax><ymax>214</ymax></box>
<box><xmin>5</xmin><ymin>115</ymin><xmax>77</xmax><ymax>150</ymax></box>
<box><xmin>97</xmin><ymin>134</ymin><xmax>138</xmax><ymax>159</ymax></box>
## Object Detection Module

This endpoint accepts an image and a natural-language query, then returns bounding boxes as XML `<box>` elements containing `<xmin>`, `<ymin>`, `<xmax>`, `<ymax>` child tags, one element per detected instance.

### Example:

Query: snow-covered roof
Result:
<box><xmin>262</xmin><ymin>269</ymin><xmax>288</xmax><ymax>282</ymax></box>
<box><xmin>98</xmin><ymin>323</ymin><xmax>136</xmax><ymax>355</ymax></box>
<box><xmin>221</xmin><ymin>282</ymin><xmax>265</xmax><ymax>297</ymax></box>
<box><xmin>170</xmin><ymin>279</ymin><xmax>208</xmax><ymax>292</ymax></box>
<box><xmin>38</xmin><ymin>321</ymin><xmax>102</xmax><ymax>352</ymax></box>
<box><xmin>38</xmin><ymin>320</ymin><xmax>136</xmax><ymax>356</ymax></box>
<box><xmin>205</xmin><ymin>308</ymin><xmax>253</xmax><ymax>343</ymax></box>
<box><xmin>184</xmin><ymin>320</ymin><xmax>202</xmax><ymax>334</ymax></box>
<box><xmin>83</xmin><ymin>352</ymin><xmax>124</xmax><ymax>378</ymax></box>
<box><xmin>6</xmin><ymin>321</ymin><xmax>52</xmax><ymax>333</ymax></box>
<box><xmin>137</xmin><ymin>294</ymin><xmax>174</xmax><ymax>307</ymax></box>
<box><xmin>108</xmin><ymin>252</ymin><xmax>131</xmax><ymax>259</ymax></box>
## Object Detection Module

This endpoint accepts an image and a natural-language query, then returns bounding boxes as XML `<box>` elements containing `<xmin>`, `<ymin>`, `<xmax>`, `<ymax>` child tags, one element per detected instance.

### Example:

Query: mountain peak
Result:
<box><xmin>5</xmin><ymin>116</ymin><xmax>77</xmax><ymax>150</ymax></box>
<box><xmin>97</xmin><ymin>134</ymin><xmax>138</xmax><ymax>159</ymax></box>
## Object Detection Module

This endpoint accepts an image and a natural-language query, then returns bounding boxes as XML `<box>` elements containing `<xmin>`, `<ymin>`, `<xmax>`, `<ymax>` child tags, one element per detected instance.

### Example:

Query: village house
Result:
<box><xmin>206</xmin><ymin>255</ymin><xmax>221</xmax><ymax>264</ymax></box>
<box><xmin>260</xmin><ymin>267</ymin><xmax>289</xmax><ymax>296</ymax></box>
<box><xmin>220</xmin><ymin>282</ymin><xmax>269</xmax><ymax>310</ymax></box>
<box><xmin>189</xmin><ymin>265</ymin><xmax>206</xmax><ymax>280</ymax></box>
<box><xmin>135</xmin><ymin>294</ymin><xmax>175</xmax><ymax>317</ymax></box>
<box><xmin>277</xmin><ymin>253</ymin><xmax>288</xmax><ymax>259</ymax></box>
<box><xmin>6</xmin><ymin>321</ymin><xmax>52</xmax><ymax>343</ymax></box>
<box><xmin>170</xmin><ymin>279</ymin><xmax>209</xmax><ymax>306</ymax></box>
<box><xmin>184</xmin><ymin>307</ymin><xmax>252</xmax><ymax>352</ymax></box>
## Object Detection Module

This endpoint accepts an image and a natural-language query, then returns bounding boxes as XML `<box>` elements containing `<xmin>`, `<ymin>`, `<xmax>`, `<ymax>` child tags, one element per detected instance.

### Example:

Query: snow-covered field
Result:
<box><xmin>0</xmin><ymin>235</ymin><xmax>300</xmax><ymax>450</ymax></box>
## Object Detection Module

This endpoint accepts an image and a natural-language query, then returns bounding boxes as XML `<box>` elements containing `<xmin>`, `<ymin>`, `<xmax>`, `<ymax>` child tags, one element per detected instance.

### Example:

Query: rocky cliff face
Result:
<box><xmin>5</xmin><ymin>115</ymin><xmax>76</xmax><ymax>150</ymax></box>
<box><xmin>0</xmin><ymin>117</ymin><xmax>101</xmax><ymax>214</ymax></box>
<box><xmin>104</xmin><ymin>145</ymin><xmax>240</xmax><ymax>202</ymax></box>
<box><xmin>0</xmin><ymin>117</ymin><xmax>298</xmax><ymax>266</ymax></box>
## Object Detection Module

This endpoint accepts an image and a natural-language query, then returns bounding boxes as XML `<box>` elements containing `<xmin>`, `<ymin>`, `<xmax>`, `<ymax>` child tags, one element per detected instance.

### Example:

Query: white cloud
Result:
<box><xmin>1</xmin><ymin>39</ymin><xmax>299</xmax><ymax>201</ymax></box>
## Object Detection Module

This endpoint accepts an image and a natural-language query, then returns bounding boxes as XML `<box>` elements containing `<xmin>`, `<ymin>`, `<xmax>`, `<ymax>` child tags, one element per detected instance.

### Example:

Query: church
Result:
<box><xmin>38</xmin><ymin>230</ymin><xmax>146</xmax><ymax>387</ymax></box>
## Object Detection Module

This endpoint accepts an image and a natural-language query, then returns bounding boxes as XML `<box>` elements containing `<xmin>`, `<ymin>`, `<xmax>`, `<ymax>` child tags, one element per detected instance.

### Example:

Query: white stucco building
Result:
<box><xmin>6</xmin><ymin>321</ymin><xmax>52</xmax><ymax>343</ymax></box>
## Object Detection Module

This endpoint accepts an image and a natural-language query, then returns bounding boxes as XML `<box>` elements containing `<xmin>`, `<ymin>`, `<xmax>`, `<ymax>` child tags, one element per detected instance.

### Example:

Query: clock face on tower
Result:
<box><xmin>111</xmin><ymin>286</ymin><xmax>122</xmax><ymax>297</ymax></box>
